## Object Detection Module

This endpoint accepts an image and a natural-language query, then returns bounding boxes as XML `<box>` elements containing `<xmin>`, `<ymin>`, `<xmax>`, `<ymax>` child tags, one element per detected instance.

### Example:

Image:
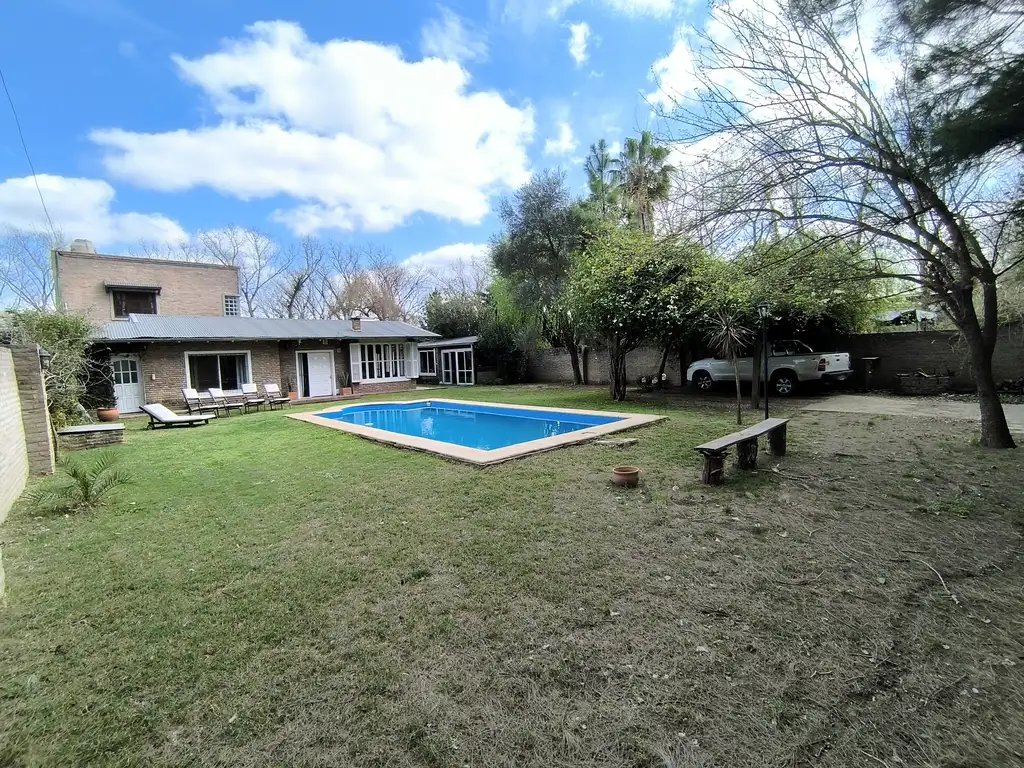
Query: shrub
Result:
<box><xmin>26</xmin><ymin>450</ymin><xmax>133</xmax><ymax>514</ymax></box>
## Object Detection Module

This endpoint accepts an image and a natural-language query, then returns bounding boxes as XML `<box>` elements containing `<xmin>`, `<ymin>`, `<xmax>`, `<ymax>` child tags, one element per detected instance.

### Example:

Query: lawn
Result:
<box><xmin>1</xmin><ymin>386</ymin><xmax>1022</xmax><ymax>767</ymax></box>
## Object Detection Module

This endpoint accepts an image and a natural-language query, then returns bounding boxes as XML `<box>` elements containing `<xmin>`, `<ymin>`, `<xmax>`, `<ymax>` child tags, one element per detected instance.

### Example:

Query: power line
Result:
<box><xmin>0</xmin><ymin>63</ymin><xmax>58</xmax><ymax>241</ymax></box>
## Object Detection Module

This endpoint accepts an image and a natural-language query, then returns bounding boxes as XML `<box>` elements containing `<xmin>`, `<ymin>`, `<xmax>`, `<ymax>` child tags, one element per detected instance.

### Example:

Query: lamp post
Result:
<box><xmin>756</xmin><ymin>302</ymin><xmax>770</xmax><ymax>420</ymax></box>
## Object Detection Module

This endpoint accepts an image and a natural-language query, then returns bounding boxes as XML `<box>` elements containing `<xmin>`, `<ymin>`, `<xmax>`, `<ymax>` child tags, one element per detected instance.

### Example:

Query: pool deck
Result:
<box><xmin>287</xmin><ymin>398</ymin><xmax>666</xmax><ymax>466</ymax></box>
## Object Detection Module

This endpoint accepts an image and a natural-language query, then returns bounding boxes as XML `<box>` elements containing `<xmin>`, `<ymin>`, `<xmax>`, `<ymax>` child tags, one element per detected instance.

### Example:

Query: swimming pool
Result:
<box><xmin>289</xmin><ymin>399</ymin><xmax>665</xmax><ymax>465</ymax></box>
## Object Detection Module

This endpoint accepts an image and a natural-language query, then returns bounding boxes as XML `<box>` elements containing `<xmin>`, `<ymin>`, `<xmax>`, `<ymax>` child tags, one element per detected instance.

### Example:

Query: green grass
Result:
<box><xmin>2</xmin><ymin>386</ymin><xmax>1022</xmax><ymax>767</ymax></box>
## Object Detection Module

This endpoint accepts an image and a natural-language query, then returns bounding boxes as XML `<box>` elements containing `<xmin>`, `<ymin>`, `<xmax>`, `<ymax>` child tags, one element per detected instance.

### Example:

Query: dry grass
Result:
<box><xmin>1</xmin><ymin>386</ymin><xmax>1022</xmax><ymax>767</ymax></box>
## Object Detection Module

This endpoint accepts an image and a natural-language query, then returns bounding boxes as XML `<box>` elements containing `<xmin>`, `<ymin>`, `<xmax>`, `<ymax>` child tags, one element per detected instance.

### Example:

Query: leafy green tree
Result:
<box><xmin>491</xmin><ymin>170</ymin><xmax>593</xmax><ymax>384</ymax></box>
<box><xmin>584</xmin><ymin>139</ymin><xmax>621</xmax><ymax>220</ymax></box>
<box><xmin>568</xmin><ymin>226</ymin><xmax>704</xmax><ymax>400</ymax></box>
<box><xmin>424</xmin><ymin>291</ymin><xmax>485</xmax><ymax>339</ymax></box>
<box><xmin>615</xmin><ymin>131</ymin><xmax>674</xmax><ymax>234</ymax></box>
<box><xmin>895</xmin><ymin>0</ymin><xmax>1024</xmax><ymax>166</ymax></box>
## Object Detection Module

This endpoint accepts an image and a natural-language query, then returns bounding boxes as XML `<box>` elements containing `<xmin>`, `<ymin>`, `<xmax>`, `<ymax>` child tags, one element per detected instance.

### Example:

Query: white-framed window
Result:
<box><xmin>419</xmin><ymin>349</ymin><xmax>436</xmax><ymax>375</ymax></box>
<box><xmin>223</xmin><ymin>294</ymin><xmax>240</xmax><ymax>316</ymax></box>
<box><xmin>185</xmin><ymin>351</ymin><xmax>252</xmax><ymax>391</ymax></box>
<box><xmin>360</xmin><ymin>343</ymin><xmax>407</xmax><ymax>380</ymax></box>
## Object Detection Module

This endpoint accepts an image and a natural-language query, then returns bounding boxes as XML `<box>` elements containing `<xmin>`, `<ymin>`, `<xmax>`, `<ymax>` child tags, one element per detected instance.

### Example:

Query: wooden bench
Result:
<box><xmin>694</xmin><ymin>418</ymin><xmax>789</xmax><ymax>485</ymax></box>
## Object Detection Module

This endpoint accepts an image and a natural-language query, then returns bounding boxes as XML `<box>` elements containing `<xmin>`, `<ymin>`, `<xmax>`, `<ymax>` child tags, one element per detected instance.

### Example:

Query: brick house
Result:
<box><xmin>93</xmin><ymin>315</ymin><xmax>437</xmax><ymax>411</ymax></box>
<box><xmin>54</xmin><ymin>241</ymin><xmax>438</xmax><ymax>412</ymax></box>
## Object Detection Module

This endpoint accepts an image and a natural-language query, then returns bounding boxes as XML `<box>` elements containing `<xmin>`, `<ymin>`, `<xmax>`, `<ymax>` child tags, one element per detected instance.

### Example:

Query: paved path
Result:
<box><xmin>802</xmin><ymin>394</ymin><xmax>1024</xmax><ymax>433</ymax></box>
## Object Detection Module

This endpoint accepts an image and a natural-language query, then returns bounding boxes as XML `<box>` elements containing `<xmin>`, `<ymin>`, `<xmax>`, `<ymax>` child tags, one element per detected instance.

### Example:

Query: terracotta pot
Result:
<box><xmin>288</xmin><ymin>392</ymin><xmax>298</xmax><ymax>400</ymax></box>
<box><xmin>611</xmin><ymin>466</ymin><xmax>641</xmax><ymax>488</ymax></box>
<box><xmin>341</xmin><ymin>387</ymin><xmax>353</xmax><ymax>396</ymax></box>
<box><xmin>96</xmin><ymin>407</ymin><xmax>120</xmax><ymax>423</ymax></box>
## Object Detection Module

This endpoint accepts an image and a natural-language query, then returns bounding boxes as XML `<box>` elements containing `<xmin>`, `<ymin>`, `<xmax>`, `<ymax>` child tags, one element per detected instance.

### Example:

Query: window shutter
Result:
<box><xmin>349</xmin><ymin>343</ymin><xmax>362</xmax><ymax>383</ymax></box>
<box><xmin>406</xmin><ymin>343</ymin><xmax>418</xmax><ymax>378</ymax></box>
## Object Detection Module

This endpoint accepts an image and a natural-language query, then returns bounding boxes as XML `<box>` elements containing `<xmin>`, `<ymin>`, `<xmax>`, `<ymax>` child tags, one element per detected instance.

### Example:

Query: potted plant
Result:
<box><xmin>286</xmin><ymin>378</ymin><xmax>298</xmax><ymax>400</ymax></box>
<box><xmin>82</xmin><ymin>351</ymin><xmax>119</xmax><ymax>422</ymax></box>
<box><xmin>339</xmin><ymin>369</ymin><xmax>353</xmax><ymax>396</ymax></box>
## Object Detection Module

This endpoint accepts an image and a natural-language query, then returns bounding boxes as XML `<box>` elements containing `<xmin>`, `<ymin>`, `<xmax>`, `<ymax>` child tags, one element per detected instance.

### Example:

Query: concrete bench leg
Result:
<box><xmin>700</xmin><ymin>452</ymin><xmax>725</xmax><ymax>485</ymax></box>
<box><xmin>737</xmin><ymin>438</ymin><xmax>758</xmax><ymax>470</ymax></box>
<box><xmin>768</xmin><ymin>424</ymin><xmax>787</xmax><ymax>456</ymax></box>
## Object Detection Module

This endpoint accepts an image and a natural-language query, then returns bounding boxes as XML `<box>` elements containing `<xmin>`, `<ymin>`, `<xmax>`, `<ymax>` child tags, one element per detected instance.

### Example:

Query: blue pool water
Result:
<box><xmin>320</xmin><ymin>401</ymin><xmax>623</xmax><ymax>450</ymax></box>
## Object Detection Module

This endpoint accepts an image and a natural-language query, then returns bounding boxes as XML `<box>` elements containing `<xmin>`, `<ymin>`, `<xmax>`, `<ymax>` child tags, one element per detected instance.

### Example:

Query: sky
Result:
<box><xmin>0</xmin><ymin>0</ymin><xmax>710</xmax><ymax>276</ymax></box>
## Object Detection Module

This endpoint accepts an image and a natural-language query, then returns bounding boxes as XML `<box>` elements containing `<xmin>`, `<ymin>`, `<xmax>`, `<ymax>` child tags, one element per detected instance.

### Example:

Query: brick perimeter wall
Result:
<box><xmin>10</xmin><ymin>346</ymin><xmax>55</xmax><ymax>475</ymax></box>
<box><xmin>0</xmin><ymin>348</ymin><xmax>29</xmax><ymax>523</ymax></box>
<box><xmin>528</xmin><ymin>345</ymin><xmax>684</xmax><ymax>387</ymax></box>
<box><xmin>527</xmin><ymin>325</ymin><xmax>1024</xmax><ymax>392</ymax></box>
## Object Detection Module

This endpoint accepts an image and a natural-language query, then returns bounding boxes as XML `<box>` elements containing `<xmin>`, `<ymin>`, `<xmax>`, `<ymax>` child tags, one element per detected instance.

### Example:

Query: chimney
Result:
<box><xmin>350</xmin><ymin>315</ymin><xmax>361</xmax><ymax>332</ymax></box>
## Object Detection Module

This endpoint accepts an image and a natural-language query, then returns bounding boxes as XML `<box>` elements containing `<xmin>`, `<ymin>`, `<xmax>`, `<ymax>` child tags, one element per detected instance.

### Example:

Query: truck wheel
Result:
<box><xmin>692</xmin><ymin>371</ymin><xmax>713</xmax><ymax>392</ymax></box>
<box><xmin>771</xmin><ymin>371</ymin><xmax>797</xmax><ymax>397</ymax></box>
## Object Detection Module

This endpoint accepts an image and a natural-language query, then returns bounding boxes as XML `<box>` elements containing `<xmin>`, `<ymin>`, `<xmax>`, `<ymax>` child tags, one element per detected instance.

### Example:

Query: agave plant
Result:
<box><xmin>28</xmin><ymin>450</ymin><xmax>133</xmax><ymax>513</ymax></box>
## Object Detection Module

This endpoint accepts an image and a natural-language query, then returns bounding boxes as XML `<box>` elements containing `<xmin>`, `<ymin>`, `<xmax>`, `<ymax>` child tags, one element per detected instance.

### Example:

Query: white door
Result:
<box><xmin>111</xmin><ymin>355</ymin><xmax>144</xmax><ymax>413</ymax></box>
<box><xmin>306</xmin><ymin>352</ymin><xmax>335</xmax><ymax>397</ymax></box>
<box><xmin>441</xmin><ymin>350</ymin><xmax>455</xmax><ymax>385</ymax></box>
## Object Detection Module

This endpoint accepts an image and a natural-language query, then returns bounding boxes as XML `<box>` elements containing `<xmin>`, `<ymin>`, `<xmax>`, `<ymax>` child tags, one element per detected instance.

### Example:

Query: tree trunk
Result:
<box><xmin>657</xmin><ymin>342</ymin><xmax>672</xmax><ymax>383</ymax></box>
<box><xmin>733</xmin><ymin>361</ymin><xmax>743</xmax><ymax>425</ymax></box>
<box><xmin>609</xmin><ymin>340</ymin><xmax>627</xmax><ymax>401</ymax></box>
<box><xmin>963</xmin><ymin>325</ymin><xmax>1015</xmax><ymax>448</ymax></box>
<box><xmin>566</xmin><ymin>338</ymin><xmax>583</xmax><ymax>385</ymax></box>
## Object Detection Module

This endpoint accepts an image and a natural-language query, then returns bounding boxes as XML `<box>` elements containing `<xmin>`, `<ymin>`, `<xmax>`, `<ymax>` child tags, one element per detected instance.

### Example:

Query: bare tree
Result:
<box><xmin>197</xmin><ymin>226</ymin><xmax>287</xmax><ymax>316</ymax></box>
<box><xmin>659</xmin><ymin>0</ymin><xmax>1023</xmax><ymax>448</ymax></box>
<box><xmin>0</xmin><ymin>227</ymin><xmax>63</xmax><ymax>310</ymax></box>
<box><xmin>432</xmin><ymin>255</ymin><xmax>492</xmax><ymax>297</ymax></box>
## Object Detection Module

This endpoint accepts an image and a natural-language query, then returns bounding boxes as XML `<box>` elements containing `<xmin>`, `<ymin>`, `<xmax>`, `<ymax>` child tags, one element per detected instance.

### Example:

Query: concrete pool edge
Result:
<box><xmin>286</xmin><ymin>398</ymin><xmax>666</xmax><ymax>466</ymax></box>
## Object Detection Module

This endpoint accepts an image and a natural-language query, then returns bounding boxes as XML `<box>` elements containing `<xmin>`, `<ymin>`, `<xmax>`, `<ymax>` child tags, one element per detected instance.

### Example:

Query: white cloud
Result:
<box><xmin>403</xmin><ymin>242</ymin><xmax>489</xmax><ymax>270</ymax></box>
<box><xmin>567</xmin><ymin>22</ymin><xmax>590</xmax><ymax>66</ymax></box>
<box><xmin>504</xmin><ymin>0</ymin><xmax>675</xmax><ymax>27</ymax></box>
<box><xmin>403</xmin><ymin>242</ymin><xmax>492</xmax><ymax>291</ymax></box>
<box><xmin>90</xmin><ymin>21</ymin><xmax>534</xmax><ymax>235</ymax></box>
<box><xmin>544</xmin><ymin>121</ymin><xmax>577</xmax><ymax>156</ymax></box>
<box><xmin>421</xmin><ymin>7</ymin><xmax>488</xmax><ymax>63</ymax></box>
<box><xmin>0</xmin><ymin>174</ymin><xmax>187</xmax><ymax>246</ymax></box>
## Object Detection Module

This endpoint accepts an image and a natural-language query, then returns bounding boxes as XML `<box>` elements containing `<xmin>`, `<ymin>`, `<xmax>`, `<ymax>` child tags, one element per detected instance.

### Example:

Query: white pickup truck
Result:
<box><xmin>686</xmin><ymin>340</ymin><xmax>853</xmax><ymax>396</ymax></box>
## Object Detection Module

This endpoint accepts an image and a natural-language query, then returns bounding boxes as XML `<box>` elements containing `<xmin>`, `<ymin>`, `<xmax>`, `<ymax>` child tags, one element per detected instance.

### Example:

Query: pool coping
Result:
<box><xmin>286</xmin><ymin>398</ymin><xmax>666</xmax><ymax>466</ymax></box>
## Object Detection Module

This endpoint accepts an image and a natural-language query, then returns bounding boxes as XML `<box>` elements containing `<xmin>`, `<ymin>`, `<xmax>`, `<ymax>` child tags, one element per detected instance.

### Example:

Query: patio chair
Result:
<box><xmin>207</xmin><ymin>387</ymin><xmax>246</xmax><ymax>416</ymax></box>
<box><xmin>261</xmin><ymin>382</ymin><xmax>291</xmax><ymax>410</ymax></box>
<box><xmin>141</xmin><ymin>403</ymin><xmax>217</xmax><ymax>429</ymax></box>
<box><xmin>182</xmin><ymin>387</ymin><xmax>219</xmax><ymax>414</ymax></box>
<box><xmin>240</xmin><ymin>383</ymin><xmax>266</xmax><ymax>413</ymax></box>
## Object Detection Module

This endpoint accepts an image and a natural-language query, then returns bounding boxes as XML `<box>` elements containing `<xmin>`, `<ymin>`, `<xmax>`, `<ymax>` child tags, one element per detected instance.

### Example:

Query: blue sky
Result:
<box><xmin>0</xmin><ymin>0</ymin><xmax>704</xmax><ymax>273</ymax></box>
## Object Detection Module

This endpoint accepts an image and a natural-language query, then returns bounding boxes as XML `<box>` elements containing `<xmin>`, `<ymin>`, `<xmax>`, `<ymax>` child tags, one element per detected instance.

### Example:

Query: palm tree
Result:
<box><xmin>583</xmin><ymin>139</ymin><xmax>621</xmax><ymax>219</ymax></box>
<box><xmin>615</xmin><ymin>131</ymin><xmax>674</xmax><ymax>234</ymax></box>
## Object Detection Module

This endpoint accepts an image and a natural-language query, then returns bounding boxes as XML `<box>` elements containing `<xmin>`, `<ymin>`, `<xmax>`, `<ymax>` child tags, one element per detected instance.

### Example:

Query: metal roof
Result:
<box><xmin>94</xmin><ymin>314</ymin><xmax>439</xmax><ymax>342</ymax></box>
<box><xmin>418</xmin><ymin>335</ymin><xmax>479</xmax><ymax>349</ymax></box>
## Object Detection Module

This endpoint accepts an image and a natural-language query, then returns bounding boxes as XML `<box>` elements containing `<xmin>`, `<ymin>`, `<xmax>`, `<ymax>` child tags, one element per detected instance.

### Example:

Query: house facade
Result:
<box><xmin>417</xmin><ymin>336</ymin><xmax>478</xmax><ymax>385</ymax></box>
<box><xmin>54</xmin><ymin>242</ymin><xmax>438</xmax><ymax>412</ymax></box>
<box><xmin>93</xmin><ymin>315</ymin><xmax>436</xmax><ymax>411</ymax></box>
<box><xmin>54</xmin><ymin>241</ymin><xmax>242</xmax><ymax>324</ymax></box>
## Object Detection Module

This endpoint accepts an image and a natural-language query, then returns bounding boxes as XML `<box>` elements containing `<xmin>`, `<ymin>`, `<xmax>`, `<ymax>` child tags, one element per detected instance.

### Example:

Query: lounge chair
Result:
<box><xmin>207</xmin><ymin>387</ymin><xmax>246</xmax><ymax>416</ymax></box>
<box><xmin>141</xmin><ymin>403</ymin><xmax>216</xmax><ymax>429</ymax></box>
<box><xmin>261</xmin><ymin>383</ymin><xmax>291</xmax><ymax>410</ymax></box>
<box><xmin>240</xmin><ymin>383</ymin><xmax>266</xmax><ymax>413</ymax></box>
<box><xmin>182</xmin><ymin>387</ymin><xmax>218</xmax><ymax>414</ymax></box>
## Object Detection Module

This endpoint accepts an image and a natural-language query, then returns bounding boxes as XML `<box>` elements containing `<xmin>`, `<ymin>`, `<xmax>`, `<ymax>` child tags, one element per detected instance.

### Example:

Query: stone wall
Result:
<box><xmin>57</xmin><ymin>424</ymin><xmax>125</xmax><ymax>452</ymax></box>
<box><xmin>10</xmin><ymin>346</ymin><xmax>55</xmax><ymax>475</ymax></box>
<box><xmin>0</xmin><ymin>348</ymin><xmax>29</xmax><ymax>524</ymax></box>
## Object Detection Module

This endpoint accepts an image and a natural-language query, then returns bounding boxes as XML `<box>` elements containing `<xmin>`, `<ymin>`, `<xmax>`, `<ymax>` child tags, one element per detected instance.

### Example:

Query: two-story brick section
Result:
<box><xmin>54</xmin><ymin>241</ymin><xmax>439</xmax><ymax>413</ymax></box>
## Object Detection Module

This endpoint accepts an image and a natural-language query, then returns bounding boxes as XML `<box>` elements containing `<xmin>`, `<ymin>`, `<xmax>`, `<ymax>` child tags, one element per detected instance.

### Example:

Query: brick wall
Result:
<box><xmin>355</xmin><ymin>380</ymin><xmax>416</xmax><ymax>395</ymax></box>
<box><xmin>130</xmin><ymin>341</ymin><xmax>283</xmax><ymax>408</ymax></box>
<box><xmin>278</xmin><ymin>340</ymin><xmax>352</xmax><ymax>395</ymax></box>
<box><xmin>57</xmin><ymin>427</ymin><xmax>125</xmax><ymax>452</ymax></box>
<box><xmin>0</xmin><ymin>348</ymin><xmax>29</xmax><ymax>524</ymax></box>
<box><xmin>10</xmin><ymin>346</ymin><xmax>55</xmax><ymax>475</ymax></box>
<box><xmin>55</xmin><ymin>251</ymin><xmax>240</xmax><ymax>324</ymax></box>
<box><xmin>528</xmin><ymin>345</ymin><xmax>684</xmax><ymax>387</ymax></box>
<box><xmin>526</xmin><ymin>326</ymin><xmax>1024</xmax><ymax>392</ymax></box>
